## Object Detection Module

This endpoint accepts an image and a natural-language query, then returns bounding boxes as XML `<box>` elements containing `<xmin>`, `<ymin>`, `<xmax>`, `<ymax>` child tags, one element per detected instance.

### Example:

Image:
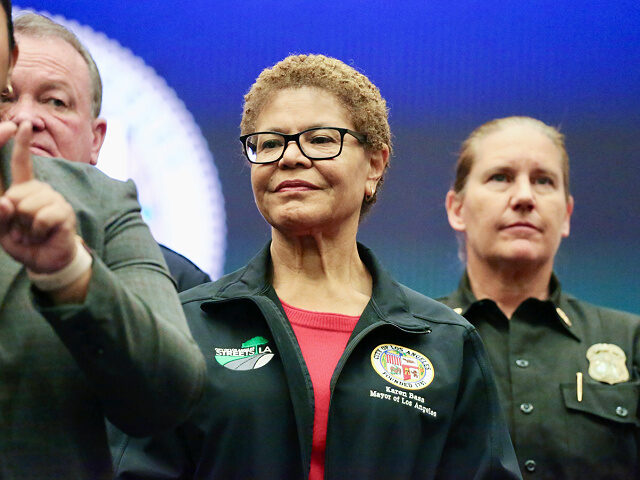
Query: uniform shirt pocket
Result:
<box><xmin>561</xmin><ymin>377</ymin><xmax>640</xmax><ymax>426</ymax></box>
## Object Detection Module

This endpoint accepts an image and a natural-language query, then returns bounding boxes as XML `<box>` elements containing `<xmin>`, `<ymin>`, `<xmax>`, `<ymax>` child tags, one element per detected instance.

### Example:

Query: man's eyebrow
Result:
<box><xmin>37</xmin><ymin>80</ymin><xmax>73</xmax><ymax>92</ymax></box>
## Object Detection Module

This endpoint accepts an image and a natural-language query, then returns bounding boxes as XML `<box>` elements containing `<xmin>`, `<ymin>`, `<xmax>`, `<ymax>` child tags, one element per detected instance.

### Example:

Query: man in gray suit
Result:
<box><xmin>0</xmin><ymin>1</ymin><xmax>205</xmax><ymax>478</ymax></box>
<box><xmin>2</xmin><ymin>12</ymin><xmax>211</xmax><ymax>291</ymax></box>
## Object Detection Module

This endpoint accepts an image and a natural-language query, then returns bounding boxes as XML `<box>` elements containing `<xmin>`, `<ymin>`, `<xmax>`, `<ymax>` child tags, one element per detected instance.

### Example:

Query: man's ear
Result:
<box><xmin>445</xmin><ymin>189</ymin><xmax>467</xmax><ymax>233</ymax></box>
<box><xmin>89</xmin><ymin>118</ymin><xmax>107</xmax><ymax>166</ymax></box>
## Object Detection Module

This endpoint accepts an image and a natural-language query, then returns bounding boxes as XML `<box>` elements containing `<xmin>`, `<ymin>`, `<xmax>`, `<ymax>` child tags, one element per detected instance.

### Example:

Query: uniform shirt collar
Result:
<box><xmin>451</xmin><ymin>271</ymin><xmax>579</xmax><ymax>341</ymax></box>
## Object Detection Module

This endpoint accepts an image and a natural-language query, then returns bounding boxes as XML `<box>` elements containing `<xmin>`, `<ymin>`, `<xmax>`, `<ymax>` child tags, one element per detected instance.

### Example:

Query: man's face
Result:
<box><xmin>446</xmin><ymin>124</ymin><xmax>574</xmax><ymax>271</ymax></box>
<box><xmin>0</xmin><ymin>34</ymin><xmax>106</xmax><ymax>164</ymax></box>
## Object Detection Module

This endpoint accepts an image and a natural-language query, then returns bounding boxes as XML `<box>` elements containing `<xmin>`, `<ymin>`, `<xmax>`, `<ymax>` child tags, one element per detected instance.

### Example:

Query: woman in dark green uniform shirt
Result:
<box><xmin>440</xmin><ymin>116</ymin><xmax>640</xmax><ymax>479</ymax></box>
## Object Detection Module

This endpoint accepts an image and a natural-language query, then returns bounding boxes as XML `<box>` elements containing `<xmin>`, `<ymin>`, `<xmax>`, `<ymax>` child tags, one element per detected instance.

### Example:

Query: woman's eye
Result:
<box><xmin>535</xmin><ymin>176</ymin><xmax>554</xmax><ymax>186</ymax></box>
<box><xmin>489</xmin><ymin>173</ymin><xmax>508</xmax><ymax>182</ymax></box>
<box><xmin>310</xmin><ymin>135</ymin><xmax>336</xmax><ymax>144</ymax></box>
<box><xmin>260</xmin><ymin>139</ymin><xmax>283</xmax><ymax>150</ymax></box>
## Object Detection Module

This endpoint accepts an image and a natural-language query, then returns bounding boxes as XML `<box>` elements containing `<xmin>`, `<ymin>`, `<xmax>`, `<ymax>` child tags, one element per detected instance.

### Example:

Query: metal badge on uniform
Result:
<box><xmin>586</xmin><ymin>343</ymin><xmax>630</xmax><ymax>385</ymax></box>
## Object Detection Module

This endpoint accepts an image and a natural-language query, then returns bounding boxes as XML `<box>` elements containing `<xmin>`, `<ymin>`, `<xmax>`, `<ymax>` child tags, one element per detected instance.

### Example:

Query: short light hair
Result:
<box><xmin>241</xmin><ymin>54</ymin><xmax>391</xmax><ymax>214</ymax></box>
<box><xmin>453</xmin><ymin>116</ymin><xmax>570</xmax><ymax>198</ymax></box>
<box><xmin>14</xmin><ymin>13</ymin><xmax>102</xmax><ymax>118</ymax></box>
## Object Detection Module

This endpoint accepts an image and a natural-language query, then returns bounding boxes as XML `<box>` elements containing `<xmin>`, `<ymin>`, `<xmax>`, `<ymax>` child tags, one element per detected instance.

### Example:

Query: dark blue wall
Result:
<box><xmin>20</xmin><ymin>1</ymin><xmax>640</xmax><ymax>312</ymax></box>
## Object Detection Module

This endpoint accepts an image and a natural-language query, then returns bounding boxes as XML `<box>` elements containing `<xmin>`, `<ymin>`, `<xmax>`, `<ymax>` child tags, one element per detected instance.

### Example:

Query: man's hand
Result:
<box><xmin>0</xmin><ymin>121</ymin><xmax>79</xmax><ymax>274</ymax></box>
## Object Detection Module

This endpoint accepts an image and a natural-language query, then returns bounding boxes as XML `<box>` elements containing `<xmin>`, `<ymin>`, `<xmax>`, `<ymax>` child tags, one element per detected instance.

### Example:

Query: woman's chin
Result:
<box><xmin>273</xmin><ymin>219</ymin><xmax>330</xmax><ymax>237</ymax></box>
<box><xmin>495</xmin><ymin>248</ymin><xmax>552</xmax><ymax>269</ymax></box>
<box><xmin>266</xmin><ymin>206</ymin><xmax>327</xmax><ymax>229</ymax></box>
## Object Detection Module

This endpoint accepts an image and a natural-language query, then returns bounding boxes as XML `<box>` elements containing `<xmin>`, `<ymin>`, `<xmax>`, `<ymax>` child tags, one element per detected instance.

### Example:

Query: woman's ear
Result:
<box><xmin>445</xmin><ymin>189</ymin><xmax>467</xmax><ymax>232</ymax></box>
<box><xmin>561</xmin><ymin>194</ymin><xmax>574</xmax><ymax>238</ymax></box>
<box><xmin>367</xmin><ymin>146</ymin><xmax>389</xmax><ymax>185</ymax></box>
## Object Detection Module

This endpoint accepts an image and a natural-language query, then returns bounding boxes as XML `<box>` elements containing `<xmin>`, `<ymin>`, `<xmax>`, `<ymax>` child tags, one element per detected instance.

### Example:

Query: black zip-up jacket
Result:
<box><xmin>112</xmin><ymin>244</ymin><xmax>521</xmax><ymax>479</ymax></box>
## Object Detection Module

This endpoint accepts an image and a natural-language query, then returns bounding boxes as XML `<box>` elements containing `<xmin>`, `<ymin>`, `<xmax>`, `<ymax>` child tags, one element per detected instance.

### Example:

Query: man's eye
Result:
<box><xmin>45</xmin><ymin>98</ymin><xmax>67</xmax><ymax>108</ymax></box>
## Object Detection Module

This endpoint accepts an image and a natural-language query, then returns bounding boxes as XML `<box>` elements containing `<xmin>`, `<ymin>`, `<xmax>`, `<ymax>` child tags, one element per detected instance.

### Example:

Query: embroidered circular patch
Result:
<box><xmin>371</xmin><ymin>344</ymin><xmax>434</xmax><ymax>390</ymax></box>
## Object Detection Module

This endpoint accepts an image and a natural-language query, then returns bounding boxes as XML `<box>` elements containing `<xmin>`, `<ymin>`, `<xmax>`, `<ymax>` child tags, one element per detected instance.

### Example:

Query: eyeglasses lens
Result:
<box><xmin>245</xmin><ymin>128</ymin><xmax>343</xmax><ymax>163</ymax></box>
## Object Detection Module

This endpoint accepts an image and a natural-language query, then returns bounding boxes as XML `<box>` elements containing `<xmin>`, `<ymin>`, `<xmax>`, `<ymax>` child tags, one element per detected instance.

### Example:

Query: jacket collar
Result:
<box><xmin>449</xmin><ymin>271</ymin><xmax>580</xmax><ymax>340</ymax></box>
<box><xmin>205</xmin><ymin>242</ymin><xmax>428</xmax><ymax>331</ymax></box>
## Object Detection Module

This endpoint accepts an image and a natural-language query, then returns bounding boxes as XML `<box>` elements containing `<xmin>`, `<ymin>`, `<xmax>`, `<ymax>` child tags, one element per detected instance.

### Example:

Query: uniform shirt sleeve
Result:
<box><xmin>435</xmin><ymin>328</ymin><xmax>522</xmax><ymax>480</ymax></box>
<box><xmin>32</xmin><ymin>176</ymin><xmax>206</xmax><ymax>436</ymax></box>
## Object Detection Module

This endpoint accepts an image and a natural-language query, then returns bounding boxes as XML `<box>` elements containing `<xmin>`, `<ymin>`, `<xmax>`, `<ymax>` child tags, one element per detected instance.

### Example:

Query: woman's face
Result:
<box><xmin>250</xmin><ymin>86</ymin><xmax>387</xmax><ymax>236</ymax></box>
<box><xmin>446</xmin><ymin>123</ymin><xmax>573</xmax><ymax>270</ymax></box>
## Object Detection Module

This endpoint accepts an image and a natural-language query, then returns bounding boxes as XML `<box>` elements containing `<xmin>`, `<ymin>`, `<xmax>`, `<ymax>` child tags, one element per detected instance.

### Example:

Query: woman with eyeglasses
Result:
<box><xmin>112</xmin><ymin>54</ymin><xmax>520</xmax><ymax>480</ymax></box>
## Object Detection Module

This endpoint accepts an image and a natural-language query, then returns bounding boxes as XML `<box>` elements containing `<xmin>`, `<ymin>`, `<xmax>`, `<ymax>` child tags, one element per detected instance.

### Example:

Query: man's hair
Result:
<box><xmin>453</xmin><ymin>116</ymin><xmax>570</xmax><ymax>198</ymax></box>
<box><xmin>14</xmin><ymin>13</ymin><xmax>102</xmax><ymax>117</ymax></box>
<box><xmin>241</xmin><ymin>54</ymin><xmax>391</xmax><ymax>215</ymax></box>
<box><xmin>1</xmin><ymin>0</ymin><xmax>14</xmax><ymax>52</ymax></box>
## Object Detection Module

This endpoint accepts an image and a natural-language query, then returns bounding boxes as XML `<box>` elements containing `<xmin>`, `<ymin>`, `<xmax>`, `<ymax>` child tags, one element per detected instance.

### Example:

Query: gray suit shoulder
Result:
<box><xmin>33</xmin><ymin>155</ymin><xmax>139</xmax><ymax>210</ymax></box>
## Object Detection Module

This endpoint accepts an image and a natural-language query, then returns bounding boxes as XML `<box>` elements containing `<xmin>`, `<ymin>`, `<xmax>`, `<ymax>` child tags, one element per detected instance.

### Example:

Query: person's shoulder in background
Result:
<box><xmin>160</xmin><ymin>244</ymin><xmax>212</xmax><ymax>292</ymax></box>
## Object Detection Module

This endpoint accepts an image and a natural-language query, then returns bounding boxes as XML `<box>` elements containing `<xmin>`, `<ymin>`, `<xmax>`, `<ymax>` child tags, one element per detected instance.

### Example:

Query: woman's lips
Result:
<box><xmin>501</xmin><ymin>221</ymin><xmax>541</xmax><ymax>234</ymax></box>
<box><xmin>275</xmin><ymin>180</ymin><xmax>319</xmax><ymax>192</ymax></box>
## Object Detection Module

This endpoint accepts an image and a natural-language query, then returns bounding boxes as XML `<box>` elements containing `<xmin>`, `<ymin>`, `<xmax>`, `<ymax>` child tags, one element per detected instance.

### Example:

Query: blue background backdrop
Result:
<box><xmin>18</xmin><ymin>1</ymin><xmax>640</xmax><ymax>312</ymax></box>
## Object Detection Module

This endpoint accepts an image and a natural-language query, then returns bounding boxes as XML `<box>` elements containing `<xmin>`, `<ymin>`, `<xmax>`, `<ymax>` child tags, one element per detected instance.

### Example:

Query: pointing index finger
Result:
<box><xmin>11</xmin><ymin>121</ymin><xmax>34</xmax><ymax>185</ymax></box>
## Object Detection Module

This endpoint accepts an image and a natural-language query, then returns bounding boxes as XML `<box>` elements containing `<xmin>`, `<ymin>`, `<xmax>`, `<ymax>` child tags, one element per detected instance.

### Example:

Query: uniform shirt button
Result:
<box><xmin>616</xmin><ymin>406</ymin><xmax>629</xmax><ymax>417</ymax></box>
<box><xmin>520</xmin><ymin>403</ymin><xmax>534</xmax><ymax>414</ymax></box>
<box><xmin>515</xmin><ymin>359</ymin><xmax>529</xmax><ymax>368</ymax></box>
<box><xmin>524</xmin><ymin>459</ymin><xmax>536</xmax><ymax>472</ymax></box>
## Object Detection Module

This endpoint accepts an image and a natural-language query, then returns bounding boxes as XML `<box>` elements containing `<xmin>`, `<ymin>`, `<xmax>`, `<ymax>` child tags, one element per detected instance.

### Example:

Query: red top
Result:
<box><xmin>282</xmin><ymin>300</ymin><xmax>360</xmax><ymax>480</ymax></box>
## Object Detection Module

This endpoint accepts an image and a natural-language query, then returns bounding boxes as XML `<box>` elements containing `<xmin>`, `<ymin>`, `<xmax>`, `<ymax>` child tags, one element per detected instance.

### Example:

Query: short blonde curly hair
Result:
<box><xmin>241</xmin><ymin>54</ymin><xmax>392</xmax><ymax>214</ymax></box>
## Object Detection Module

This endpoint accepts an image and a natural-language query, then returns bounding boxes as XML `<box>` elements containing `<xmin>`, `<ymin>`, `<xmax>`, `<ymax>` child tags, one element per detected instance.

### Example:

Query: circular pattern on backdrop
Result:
<box><xmin>13</xmin><ymin>7</ymin><xmax>227</xmax><ymax>279</ymax></box>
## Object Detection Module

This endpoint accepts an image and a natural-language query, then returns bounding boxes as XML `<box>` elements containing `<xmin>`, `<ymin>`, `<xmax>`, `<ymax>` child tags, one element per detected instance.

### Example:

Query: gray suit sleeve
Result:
<box><xmin>33</xmin><ymin>174</ymin><xmax>206</xmax><ymax>436</ymax></box>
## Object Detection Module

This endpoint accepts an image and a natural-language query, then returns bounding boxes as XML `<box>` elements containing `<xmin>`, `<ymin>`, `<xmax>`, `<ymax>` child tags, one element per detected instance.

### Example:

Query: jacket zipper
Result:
<box><xmin>324</xmin><ymin>320</ymin><xmax>430</xmax><ymax>479</ymax></box>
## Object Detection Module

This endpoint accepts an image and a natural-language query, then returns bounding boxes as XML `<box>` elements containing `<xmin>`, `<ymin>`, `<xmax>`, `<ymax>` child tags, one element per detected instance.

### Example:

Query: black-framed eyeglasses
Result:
<box><xmin>239</xmin><ymin>127</ymin><xmax>366</xmax><ymax>164</ymax></box>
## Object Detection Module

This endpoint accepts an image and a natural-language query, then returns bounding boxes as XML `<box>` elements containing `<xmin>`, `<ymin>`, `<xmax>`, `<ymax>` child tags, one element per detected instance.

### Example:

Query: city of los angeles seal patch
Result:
<box><xmin>214</xmin><ymin>336</ymin><xmax>274</xmax><ymax>371</ymax></box>
<box><xmin>371</xmin><ymin>344</ymin><xmax>434</xmax><ymax>390</ymax></box>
